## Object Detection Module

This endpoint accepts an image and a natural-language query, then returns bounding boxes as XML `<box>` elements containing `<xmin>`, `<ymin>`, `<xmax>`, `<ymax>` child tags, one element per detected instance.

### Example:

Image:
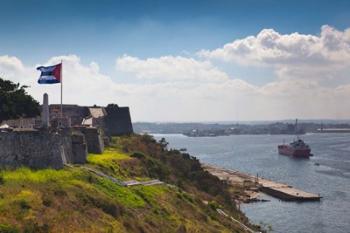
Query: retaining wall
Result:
<box><xmin>0</xmin><ymin>129</ymin><xmax>88</xmax><ymax>169</ymax></box>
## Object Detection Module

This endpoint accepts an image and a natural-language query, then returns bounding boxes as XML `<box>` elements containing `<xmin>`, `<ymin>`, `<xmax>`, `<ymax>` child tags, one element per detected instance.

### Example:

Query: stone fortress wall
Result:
<box><xmin>49</xmin><ymin>105</ymin><xmax>89</xmax><ymax>126</ymax></box>
<box><xmin>0</xmin><ymin>94</ymin><xmax>133</xmax><ymax>169</ymax></box>
<box><xmin>74</xmin><ymin>127</ymin><xmax>104</xmax><ymax>154</ymax></box>
<box><xmin>0</xmin><ymin>129</ymin><xmax>81</xmax><ymax>169</ymax></box>
<box><xmin>104</xmin><ymin>104</ymin><xmax>134</xmax><ymax>136</ymax></box>
<box><xmin>49</xmin><ymin>104</ymin><xmax>134</xmax><ymax>136</ymax></box>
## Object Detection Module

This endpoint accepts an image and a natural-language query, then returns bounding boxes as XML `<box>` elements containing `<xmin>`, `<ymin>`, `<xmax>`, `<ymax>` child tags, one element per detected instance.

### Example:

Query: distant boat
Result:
<box><xmin>278</xmin><ymin>138</ymin><xmax>313</xmax><ymax>158</ymax></box>
<box><xmin>278</xmin><ymin>119</ymin><xmax>313</xmax><ymax>158</ymax></box>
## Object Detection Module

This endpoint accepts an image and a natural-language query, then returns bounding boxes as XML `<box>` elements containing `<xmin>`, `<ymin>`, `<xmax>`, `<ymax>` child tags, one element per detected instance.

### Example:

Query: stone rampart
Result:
<box><xmin>104</xmin><ymin>104</ymin><xmax>133</xmax><ymax>136</ymax></box>
<box><xmin>47</xmin><ymin>103</ymin><xmax>133</xmax><ymax>136</ymax></box>
<box><xmin>71</xmin><ymin>132</ymin><xmax>88</xmax><ymax>164</ymax></box>
<box><xmin>49</xmin><ymin>105</ymin><xmax>89</xmax><ymax>126</ymax></box>
<box><xmin>0</xmin><ymin>130</ymin><xmax>69</xmax><ymax>169</ymax></box>
<box><xmin>75</xmin><ymin>127</ymin><xmax>104</xmax><ymax>154</ymax></box>
<box><xmin>0</xmin><ymin>129</ymin><xmax>88</xmax><ymax>169</ymax></box>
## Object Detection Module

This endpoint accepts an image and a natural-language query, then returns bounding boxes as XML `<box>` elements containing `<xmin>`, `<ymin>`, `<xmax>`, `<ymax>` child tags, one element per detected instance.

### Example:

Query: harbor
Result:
<box><xmin>203</xmin><ymin>165</ymin><xmax>321</xmax><ymax>202</ymax></box>
<box><xmin>153</xmin><ymin>125</ymin><xmax>350</xmax><ymax>233</ymax></box>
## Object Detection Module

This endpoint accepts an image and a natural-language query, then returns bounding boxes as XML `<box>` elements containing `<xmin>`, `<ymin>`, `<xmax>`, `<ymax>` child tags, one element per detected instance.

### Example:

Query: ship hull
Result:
<box><xmin>278</xmin><ymin>145</ymin><xmax>312</xmax><ymax>158</ymax></box>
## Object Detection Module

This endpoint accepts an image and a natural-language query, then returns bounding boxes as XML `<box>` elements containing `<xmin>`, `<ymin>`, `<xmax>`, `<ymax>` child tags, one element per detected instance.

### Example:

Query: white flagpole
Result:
<box><xmin>60</xmin><ymin>60</ymin><xmax>63</xmax><ymax>118</ymax></box>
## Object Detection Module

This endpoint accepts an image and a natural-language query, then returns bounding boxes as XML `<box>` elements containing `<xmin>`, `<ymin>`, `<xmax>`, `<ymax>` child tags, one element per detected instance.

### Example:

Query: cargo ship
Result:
<box><xmin>278</xmin><ymin>138</ymin><xmax>312</xmax><ymax>158</ymax></box>
<box><xmin>277</xmin><ymin>119</ymin><xmax>312</xmax><ymax>158</ymax></box>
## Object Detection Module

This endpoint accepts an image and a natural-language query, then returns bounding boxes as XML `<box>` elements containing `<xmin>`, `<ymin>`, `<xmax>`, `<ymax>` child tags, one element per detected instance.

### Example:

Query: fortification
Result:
<box><xmin>104</xmin><ymin>104</ymin><xmax>133</xmax><ymax>136</ymax></box>
<box><xmin>71</xmin><ymin>131</ymin><xmax>88</xmax><ymax>164</ymax></box>
<box><xmin>0</xmin><ymin>94</ymin><xmax>133</xmax><ymax>169</ymax></box>
<box><xmin>48</xmin><ymin>104</ymin><xmax>133</xmax><ymax>136</ymax></box>
<box><xmin>74</xmin><ymin>127</ymin><xmax>104</xmax><ymax>154</ymax></box>
<box><xmin>0</xmin><ymin>128</ymin><xmax>90</xmax><ymax>169</ymax></box>
<box><xmin>0</xmin><ymin>130</ymin><xmax>67</xmax><ymax>169</ymax></box>
<box><xmin>49</xmin><ymin>104</ymin><xmax>88</xmax><ymax>126</ymax></box>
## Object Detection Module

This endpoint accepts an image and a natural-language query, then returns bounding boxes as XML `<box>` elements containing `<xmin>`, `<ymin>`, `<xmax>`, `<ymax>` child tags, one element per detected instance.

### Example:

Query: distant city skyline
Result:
<box><xmin>1</xmin><ymin>0</ymin><xmax>350</xmax><ymax>121</ymax></box>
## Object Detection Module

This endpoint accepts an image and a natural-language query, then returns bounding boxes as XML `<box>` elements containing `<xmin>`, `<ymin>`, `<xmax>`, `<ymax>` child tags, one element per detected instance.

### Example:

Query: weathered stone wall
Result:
<box><xmin>104</xmin><ymin>104</ymin><xmax>133</xmax><ymax>136</ymax></box>
<box><xmin>47</xmin><ymin>104</ymin><xmax>134</xmax><ymax>136</ymax></box>
<box><xmin>71</xmin><ymin>132</ymin><xmax>88</xmax><ymax>164</ymax></box>
<box><xmin>49</xmin><ymin>105</ymin><xmax>89</xmax><ymax>126</ymax></box>
<box><xmin>1</xmin><ymin>118</ymin><xmax>38</xmax><ymax>129</ymax></box>
<box><xmin>0</xmin><ymin>129</ymin><xmax>88</xmax><ymax>169</ymax></box>
<box><xmin>0</xmin><ymin>130</ymin><xmax>70</xmax><ymax>169</ymax></box>
<box><xmin>75</xmin><ymin>127</ymin><xmax>104</xmax><ymax>154</ymax></box>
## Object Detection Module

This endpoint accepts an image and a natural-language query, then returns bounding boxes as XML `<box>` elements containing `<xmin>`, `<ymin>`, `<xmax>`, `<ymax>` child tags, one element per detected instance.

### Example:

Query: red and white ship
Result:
<box><xmin>278</xmin><ymin>138</ymin><xmax>312</xmax><ymax>158</ymax></box>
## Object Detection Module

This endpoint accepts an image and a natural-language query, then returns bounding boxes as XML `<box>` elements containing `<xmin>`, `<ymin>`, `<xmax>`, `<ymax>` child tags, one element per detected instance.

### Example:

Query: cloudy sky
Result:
<box><xmin>1</xmin><ymin>0</ymin><xmax>350</xmax><ymax>122</ymax></box>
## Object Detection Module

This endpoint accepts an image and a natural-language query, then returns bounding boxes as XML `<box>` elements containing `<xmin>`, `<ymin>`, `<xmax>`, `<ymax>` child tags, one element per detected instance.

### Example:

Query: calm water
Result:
<box><xmin>153</xmin><ymin>133</ymin><xmax>350</xmax><ymax>233</ymax></box>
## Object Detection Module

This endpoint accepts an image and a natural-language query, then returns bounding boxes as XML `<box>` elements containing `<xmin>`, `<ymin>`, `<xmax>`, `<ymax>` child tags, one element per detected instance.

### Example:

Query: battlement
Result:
<box><xmin>104</xmin><ymin>104</ymin><xmax>134</xmax><ymax>136</ymax></box>
<box><xmin>48</xmin><ymin>103</ymin><xmax>133</xmax><ymax>136</ymax></box>
<box><xmin>0</xmin><ymin>92</ymin><xmax>133</xmax><ymax>169</ymax></box>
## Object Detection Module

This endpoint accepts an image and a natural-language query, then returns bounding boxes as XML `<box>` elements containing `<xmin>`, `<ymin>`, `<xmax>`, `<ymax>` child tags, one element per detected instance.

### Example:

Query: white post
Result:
<box><xmin>42</xmin><ymin>93</ymin><xmax>49</xmax><ymax>128</ymax></box>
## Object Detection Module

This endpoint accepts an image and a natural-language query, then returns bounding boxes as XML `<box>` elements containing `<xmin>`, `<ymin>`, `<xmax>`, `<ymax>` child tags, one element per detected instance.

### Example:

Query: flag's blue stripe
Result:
<box><xmin>36</xmin><ymin>65</ymin><xmax>57</xmax><ymax>71</ymax></box>
<box><xmin>38</xmin><ymin>79</ymin><xmax>60</xmax><ymax>84</ymax></box>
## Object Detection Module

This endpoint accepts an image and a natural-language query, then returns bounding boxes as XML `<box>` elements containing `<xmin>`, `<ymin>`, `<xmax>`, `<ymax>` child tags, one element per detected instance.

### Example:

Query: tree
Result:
<box><xmin>159</xmin><ymin>137</ymin><xmax>169</xmax><ymax>150</ymax></box>
<box><xmin>0</xmin><ymin>77</ymin><xmax>40</xmax><ymax>122</ymax></box>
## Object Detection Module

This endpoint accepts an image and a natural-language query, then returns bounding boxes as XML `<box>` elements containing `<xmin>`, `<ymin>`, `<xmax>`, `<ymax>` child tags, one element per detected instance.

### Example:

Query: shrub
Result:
<box><xmin>23</xmin><ymin>222</ymin><xmax>49</xmax><ymax>233</ymax></box>
<box><xmin>42</xmin><ymin>194</ymin><xmax>53</xmax><ymax>207</ymax></box>
<box><xmin>131</xmin><ymin>151</ymin><xmax>146</xmax><ymax>159</ymax></box>
<box><xmin>75</xmin><ymin>192</ymin><xmax>123</xmax><ymax>217</ymax></box>
<box><xmin>208</xmin><ymin>201</ymin><xmax>220</xmax><ymax>210</ymax></box>
<box><xmin>19</xmin><ymin>199</ymin><xmax>31</xmax><ymax>210</ymax></box>
<box><xmin>53</xmin><ymin>187</ymin><xmax>67</xmax><ymax>197</ymax></box>
<box><xmin>0</xmin><ymin>224</ymin><xmax>19</xmax><ymax>233</ymax></box>
<box><xmin>0</xmin><ymin>175</ymin><xmax>4</xmax><ymax>185</ymax></box>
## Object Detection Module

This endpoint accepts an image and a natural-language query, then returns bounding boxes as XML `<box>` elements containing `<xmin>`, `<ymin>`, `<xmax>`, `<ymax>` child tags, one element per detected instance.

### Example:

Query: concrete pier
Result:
<box><xmin>256</xmin><ymin>177</ymin><xmax>321</xmax><ymax>201</ymax></box>
<box><xmin>204</xmin><ymin>165</ymin><xmax>321</xmax><ymax>202</ymax></box>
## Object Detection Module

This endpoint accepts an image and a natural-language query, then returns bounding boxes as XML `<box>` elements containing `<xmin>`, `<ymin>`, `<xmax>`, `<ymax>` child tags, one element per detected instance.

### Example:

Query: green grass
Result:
<box><xmin>88</xmin><ymin>148</ymin><xmax>130</xmax><ymax>165</ymax></box>
<box><xmin>87</xmin><ymin>148</ymin><xmax>132</xmax><ymax>179</ymax></box>
<box><xmin>0</xmin><ymin>135</ymin><xmax>258</xmax><ymax>233</ymax></box>
<box><xmin>131</xmin><ymin>185</ymin><xmax>166</xmax><ymax>205</ymax></box>
<box><xmin>93</xmin><ymin>177</ymin><xmax>145</xmax><ymax>208</ymax></box>
<box><xmin>1</xmin><ymin>167</ymin><xmax>83</xmax><ymax>184</ymax></box>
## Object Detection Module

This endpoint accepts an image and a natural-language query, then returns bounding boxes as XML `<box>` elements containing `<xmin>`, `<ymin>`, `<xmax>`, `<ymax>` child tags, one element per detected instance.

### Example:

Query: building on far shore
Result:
<box><xmin>316</xmin><ymin>128</ymin><xmax>350</xmax><ymax>133</ymax></box>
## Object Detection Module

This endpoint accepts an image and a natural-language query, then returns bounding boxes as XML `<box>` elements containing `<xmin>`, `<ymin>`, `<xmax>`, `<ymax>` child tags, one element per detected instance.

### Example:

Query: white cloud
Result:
<box><xmin>0</xmin><ymin>55</ymin><xmax>130</xmax><ymax>107</ymax></box>
<box><xmin>0</xmin><ymin>55</ymin><xmax>28</xmax><ymax>82</ymax></box>
<box><xmin>116</xmin><ymin>55</ymin><xmax>229</xmax><ymax>83</ymax></box>
<box><xmin>199</xmin><ymin>25</ymin><xmax>350</xmax><ymax>68</ymax></box>
<box><xmin>1</xmin><ymin>25</ymin><xmax>350</xmax><ymax>121</ymax></box>
<box><xmin>193</xmin><ymin>25</ymin><xmax>350</xmax><ymax>120</ymax></box>
<box><xmin>199</xmin><ymin>26</ymin><xmax>350</xmax><ymax>88</ymax></box>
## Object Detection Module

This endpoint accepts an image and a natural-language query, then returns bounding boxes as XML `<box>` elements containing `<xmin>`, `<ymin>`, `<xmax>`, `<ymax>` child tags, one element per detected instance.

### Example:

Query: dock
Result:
<box><xmin>256</xmin><ymin>177</ymin><xmax>321</xmax><ymax>201</ymax></box>
<box><xmin>203</xmin><ymin>165</ymin><xmax>321</xmax><ymax>202</ymax></box>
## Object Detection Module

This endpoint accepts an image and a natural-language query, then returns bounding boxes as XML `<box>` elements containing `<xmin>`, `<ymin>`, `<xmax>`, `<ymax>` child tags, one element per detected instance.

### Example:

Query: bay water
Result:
<box><xmin>153</xmin><ymin>133</ymin><xmax>350</xmax><ymax>233</ymax></box>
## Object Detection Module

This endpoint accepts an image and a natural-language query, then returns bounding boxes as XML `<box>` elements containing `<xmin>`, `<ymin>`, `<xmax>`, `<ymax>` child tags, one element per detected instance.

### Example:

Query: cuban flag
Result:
<box><xmin>37</xmin><ymin>63</ymin><xmax>62</xmax><ymax>84</ymax></box>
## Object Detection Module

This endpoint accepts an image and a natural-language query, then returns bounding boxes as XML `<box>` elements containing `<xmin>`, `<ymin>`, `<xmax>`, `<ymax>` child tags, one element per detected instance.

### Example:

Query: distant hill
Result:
<box><xmin>133</xmin><ymin>121</ymin><xmax>350</xmax><ymax>136</ymax></box>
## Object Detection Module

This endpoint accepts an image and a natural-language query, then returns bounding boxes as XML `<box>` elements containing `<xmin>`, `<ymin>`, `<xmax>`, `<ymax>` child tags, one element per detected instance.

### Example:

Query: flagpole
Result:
<box><xmin>60</xmin><ymin>60</ymin><xmax>63</xmax><ymax>118</ymax></box>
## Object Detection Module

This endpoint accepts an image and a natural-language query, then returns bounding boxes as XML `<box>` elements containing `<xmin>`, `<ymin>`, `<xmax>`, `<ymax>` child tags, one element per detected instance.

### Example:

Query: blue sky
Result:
<box><xmin>1</xmin><ymin>0</ymin><xmax>349</xmax><ymax>71</ymax></box>
<box><xmin>1</xmin><ymin>0</ymin><xmax>350</xmax><ymax>121</ymax></box>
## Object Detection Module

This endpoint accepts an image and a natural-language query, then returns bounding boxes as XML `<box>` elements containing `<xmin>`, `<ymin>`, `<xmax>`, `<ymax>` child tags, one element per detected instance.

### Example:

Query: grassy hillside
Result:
<box><xmin>0</xmin><ymin>134</ymin><xmax>260</xmax><ymax>233</ymax></box>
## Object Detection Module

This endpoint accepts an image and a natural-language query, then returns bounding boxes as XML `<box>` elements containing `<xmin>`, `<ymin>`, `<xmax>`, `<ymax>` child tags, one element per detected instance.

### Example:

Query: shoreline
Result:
<box><xmin>203</xmin><ymin>164</ymin><xmax>321</xmax><ymax>203</ymax></box>
<box><xmin>202</xmin><ymin>164</ymin><xmax>263</xmax><ymax>204</ymax></box>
